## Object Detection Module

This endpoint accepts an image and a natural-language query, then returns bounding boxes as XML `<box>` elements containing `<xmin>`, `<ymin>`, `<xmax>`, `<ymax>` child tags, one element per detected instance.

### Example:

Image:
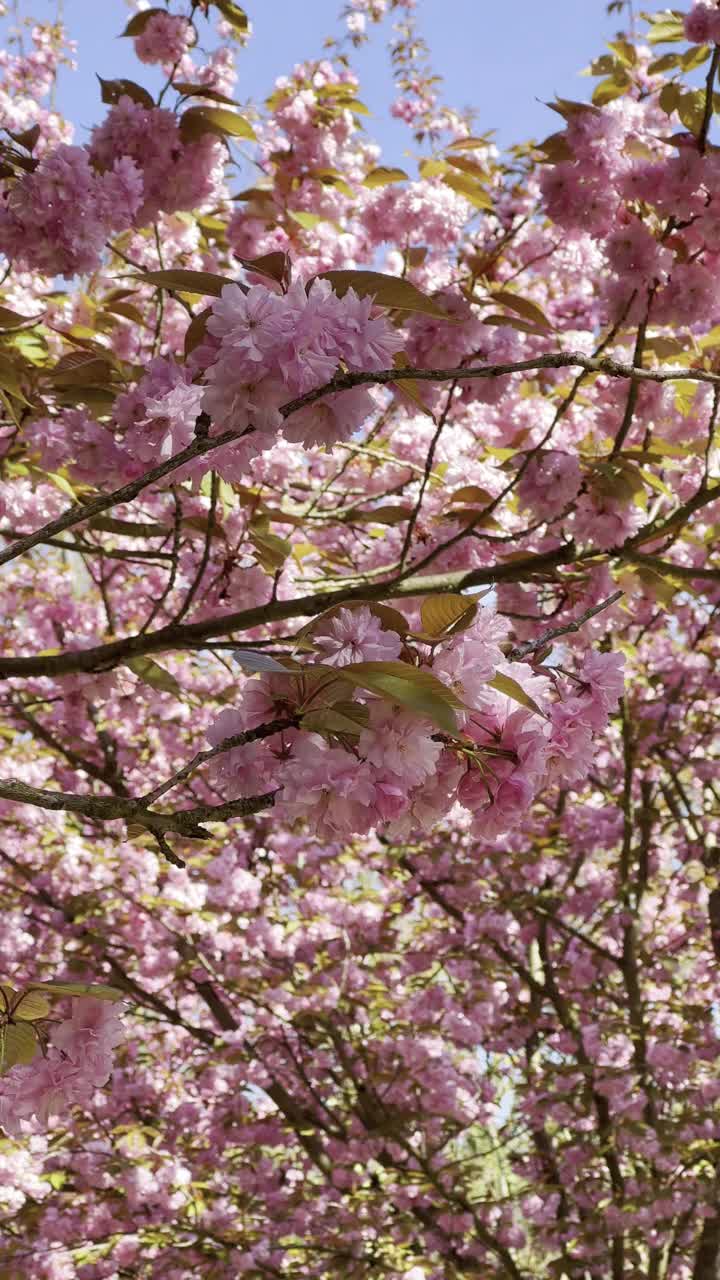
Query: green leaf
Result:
<box><xmin>297</xmin><ymin>601</ymin><xmax>409</xmax><ymax>646</ymax></box>
<box><xmin>420</xmin><ymin>594</ymin><xmax>478</xmax><ymax>638</ymax></box>
<box><xmin>180</xmin><ymin>106</ymin><xmax>256</xmax><ymax>143</ymax></box>
<box><xmin>89</xmin><ymin>517</ymin><xmax>169</xmax><ymax>537</ymax></box>
<box><xmin>339</xmin><ymin>661</ymin><xmax>462</xmax><ymax>733</ymax></box>
<box><xmin>101</xmin><ymin>299</ymin><xmax>146</xmax><ymax>326</ymax></box>
<box><xmin>51</xmin><ymin>352</ymin><xmax>114</xmax><ymax>388</ymax></box>
<box><xmin>126</xmin><ymin>657</ymin><xmax>181</xmax><ymax>696</ymax></box>
<box><xmin>315</xmin><ymin>270</ymin><xmax>454</xmax><ymax>320</ymax></box>
<box><xmin>302</xmin><ymin>702</ymin><xmax>370</xmax><ymax>736</ymax></box>
<box><xmin>0</xmin><ymin>304</ymin><xmax>40</xmax><ymax>329</ymax></box>
<box><xmin>0</xmin><ymin>1023</ymin><xmax>37</xmax><ymax>1073</ymax></box>
<box><xmin>363</xmin><ymin>166</ymin><xmax>409</xmax><ymax>188</ymax></box>
<box><xmin>27</xmin><ymin>981</ymin><xmax>125</xmax><ymax>1001</ymax></box>
<box><xmin>353</xmin><ymin>505</ymin><xmax>414</xmax><ymax>525</ymax></box>
<box><xmin>249</xmin><ymin>527</ymin><xmax>291</xmax><ymax>573</ymax></box>
<box><xmin>97</xmin><ymin>75</ymin><xmax>154</xmax><ymax>109</ymax></box>
<box><xmin>489</xmin><ymin>672</ymin><xmax>544</xmax><ymax>717</ymax></box>
<box><xmin>132</xmin><ymin>269</ymin><xmax>233</xmax><ymax>298</ymax></box>
<box><xmin>236</xmin><ymin>251</ymin><xmax>292</xmax><ymax>288</ymax></box>
<box><xmin>0</xmin><ymin>354</ymin><xmax>31</xmax><ymax>405</ymax></box>
<box><xmin>449</xmin><ymin>484</ymin><xmax>493</xmax><ymax>505</ymax></box>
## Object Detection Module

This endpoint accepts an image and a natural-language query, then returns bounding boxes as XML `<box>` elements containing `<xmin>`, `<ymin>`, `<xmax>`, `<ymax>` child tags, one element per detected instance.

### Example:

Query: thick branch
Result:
<box><xmin>0</xmin><ymin>543</ymin><xmax>575</xmax><ymax>678</ymax></box>
<box><xmin>0</xmin><ymin>416</ymin><xmax>239</xmax><ymax>569</ymax></box>
<box><xmin>2</xmin><ymin>350</ymin><xmax>719</xmax><ymax>575</ymax></box>
<box><xmin>0</xmin><ymin>777</ymin><xmax>275</xmax><ymax>841</ymax></box>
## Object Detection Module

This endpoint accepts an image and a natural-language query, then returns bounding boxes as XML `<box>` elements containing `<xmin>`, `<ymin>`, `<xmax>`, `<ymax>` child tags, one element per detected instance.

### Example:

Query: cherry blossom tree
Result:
<box><xmin>0</xmin><ymin>0</ymin><xmax>720</xmax><ymax>1276</ymax></box>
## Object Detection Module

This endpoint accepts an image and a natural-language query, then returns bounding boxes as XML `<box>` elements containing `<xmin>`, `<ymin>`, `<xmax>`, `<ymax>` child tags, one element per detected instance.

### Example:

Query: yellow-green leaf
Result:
<box><xmin>677</xmin><ymin>89</ymin><xmax>706</xmax><ymax>133</ymax></box>
<box><xmin>607</xmin><ymin>38</ymin><xmax>637</xmax><ymax>67</ymax></box>
<box><xmin>126</xmin><ymin>657</ymin><xmax>181</xmax><ymax>696</ymax></box>
<box><xmin>647</xmin><ymin>13</ymin><xmax>686</xmax><ymax>44</ymax></box>
<box><xmin>27</xmin><ymin>981</ymin><xmax>125</xmax><ymax>1001</ymax></box>
<box><xmin>363</xmin><ymin>166</ymin><xmax>409</xmax><ymax>188</ymax></box>
<box><xmin>214</xmin><ymin>0</ymin><xmax>249</xmax><ymax>34</ymax></box>
<box><xmin>180</xmin><ymin>106</ymin><xmax>256</xmax><ymax>143</ymax></box>
<box><xmin>441</xmin><ymin>170</ymin><xmax>493</xmax><ymax>210</ymax></box>
<box><xmin>12</xmin><ymin>990</ymin><xmax>50</xmax><ymax>1021</ymax></box>
<box><xmin>316</xmin><ymin>270</ymin><xmax>453</xmax><ymax>319</ymax></box>
<box><xmin>420</xmin><ymin>594</ymin><xmax>478</xmax><ymax>638</ymax></box>
<box><xmin>1</xmin><ymin>1023</ymin><xmax>37</xmax><ymax>1072</ymax></box>
<box><xmin>288</xmin><ymin>210</ymin><xmax>326</xmax><ymax>230</ymax></box>
<box><xmin>592</xmin><ymin>74</ymin><xmax>631</xmax><ymax>107</ymax></box>
<box><xmin>132</xmin><ymin>269</ymin><xmax>233</xmax><ymax>298</ymax></box>
<box><xmin>340</xmin><ymin>661</ymin><xmax>462</xmax><ymax>733</ymax></box>
<box><xmin>489</xmin><ymin>672</ymin><xmax>544</xmax><ymax>717</ymax></box>
<box><xmin>674</xmin><ymin>380</ymin><xmax>698</xmax><ymax>416</ymax></box>
<box><xmin>46</xmin><ymin>471</ymin><xmax>77</xmax><ymax>500</ymax></box>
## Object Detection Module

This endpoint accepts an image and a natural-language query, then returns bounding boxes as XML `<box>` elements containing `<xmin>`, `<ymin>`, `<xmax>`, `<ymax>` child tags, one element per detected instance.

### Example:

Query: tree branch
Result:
<box><xmin>0</xmin><ymin>776</ymin><xmax>276</xmax><ymax>856</ymax></box>
<box><xmin>0</xmin><ymin>543</ymin><xmax>576</xmax><ymax>678</ymax></box>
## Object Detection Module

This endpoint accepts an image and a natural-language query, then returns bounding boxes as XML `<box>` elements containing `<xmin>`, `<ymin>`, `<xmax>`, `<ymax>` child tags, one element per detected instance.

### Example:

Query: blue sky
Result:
<box><xmin>5</xmin><ymin>0</ymin><xmax>669</xmax><ymax>157</ymax></box>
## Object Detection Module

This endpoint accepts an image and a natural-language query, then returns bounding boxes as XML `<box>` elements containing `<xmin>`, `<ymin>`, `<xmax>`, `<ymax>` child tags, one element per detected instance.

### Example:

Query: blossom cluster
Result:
<box><xmin>0</xmin><ymin>89</ymin><xmax>225</xmax><ymax>275</ymax></box>
<box><xmin>0</xmin><ymin>145</ymin><xmax>142</xmax><ymax>277</ymax></box>
<box><xmin>208</xmin><ymin>605</ymin><xmax>625</xmax><ymax>841</ymax></box>
<box><xmin>199</xmin><ymin>278</ymin><xmax>403</xmax><ymax>465</ymax></box>
<box><xmin>0</xmin><ymin>999</ymin><xmax>124</xmax><ymax>1137</ymax></box>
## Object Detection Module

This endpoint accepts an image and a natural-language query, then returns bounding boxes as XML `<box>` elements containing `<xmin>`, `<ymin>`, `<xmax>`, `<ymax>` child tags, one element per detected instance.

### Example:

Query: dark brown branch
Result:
<box><xmin>507</xmin><ymin>590</ymin><xmax>623</xmax><ymax>661</ymax></box>
<box><xmin>0</xmin><ymin>543</ymin><xmax>576</xmax><ymax>679</ymax></box>
<box><xmin>0</xmin><ymin>415</ymin><xmax>241</xmax><ymax>569</ymax></box>
<box><xmin>2</xmin><ymin>350</ymin><xmax>720</xmax><ymax>575</ymax></box>
<box><xmin>0</xmin><ymin>777</ymin><xmax>275</xmax><ymax>843</ymax></box>
<box><xmin>140</xmin><ymin>717</ymin><xmax>298</xmax><ymax>805</ymax></box>
<box><xmin>699</xmin><ymin>45</ymin><xmax>720</xmax><ymax>154</ymax></box>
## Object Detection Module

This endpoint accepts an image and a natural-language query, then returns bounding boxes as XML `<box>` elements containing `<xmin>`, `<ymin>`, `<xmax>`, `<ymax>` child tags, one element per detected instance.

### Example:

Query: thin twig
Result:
<box><xmin>507</xmin><ymin>590</ymin><xmax>623</xmax><ymax>661</ymax></box>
